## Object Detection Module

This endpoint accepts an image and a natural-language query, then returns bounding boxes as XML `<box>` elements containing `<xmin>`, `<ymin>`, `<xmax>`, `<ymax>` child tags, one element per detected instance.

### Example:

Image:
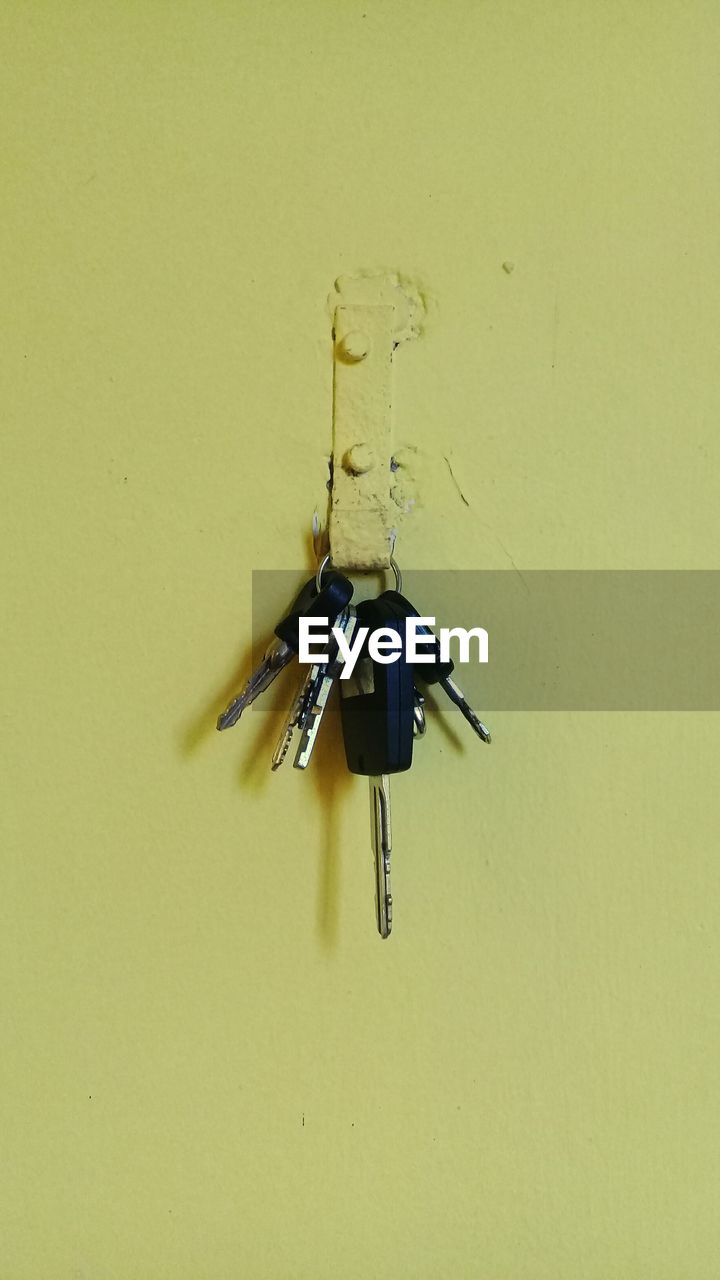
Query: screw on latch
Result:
<box><xmin>343</xmin><ymin>443</ymin><xmax>376</xmax><ymax>475</ymax></box>
<box><xmin>340</xmin><ymin>331</ymin><xmax>371</xmax><ymax>363</ymax></box>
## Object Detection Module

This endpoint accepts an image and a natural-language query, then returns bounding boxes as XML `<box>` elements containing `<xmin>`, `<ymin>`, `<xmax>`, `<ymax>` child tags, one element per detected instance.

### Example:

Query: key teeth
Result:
<box><xmin>217</xmin><ymin>704</ymin><xmax>243</xmax><ymax>731</ymax></box>
<box><xmin>271</xmin><ymin>739</ymin><xmax>291</xmax><ymax>771</ymax></box>
<box><xmin>466</xmin><ymin>708</ymin><xmax>492</xmax><ymax>743</ymax></box>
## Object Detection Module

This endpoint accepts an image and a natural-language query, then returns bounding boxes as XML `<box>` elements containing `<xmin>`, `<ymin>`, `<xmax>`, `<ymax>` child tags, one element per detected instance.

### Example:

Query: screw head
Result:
<box><xmin>341</xmin><ymin>330</ymin><xmax>371</xmax><ymax>362</ymax></box>
<box><xmin>343</xmin><ymin>443</ymin><xmax>376</xmax><ymax>475</ymax></box>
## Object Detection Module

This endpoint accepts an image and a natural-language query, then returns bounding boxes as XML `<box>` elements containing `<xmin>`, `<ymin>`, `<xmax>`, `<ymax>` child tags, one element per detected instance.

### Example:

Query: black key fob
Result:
<box><xmin>377</xmin><ymin>588</ymin><xmax>454</xmax><ymax>684</ymax></box>
<box><xmin>340</xmin><ymin>597</ymin><xmax>414</xmax><ymax>776</ymax></box>
<box><xmin>274</xmin><ymin>571</ymin><xmax>353</xmax><ymax>649</ymax></box>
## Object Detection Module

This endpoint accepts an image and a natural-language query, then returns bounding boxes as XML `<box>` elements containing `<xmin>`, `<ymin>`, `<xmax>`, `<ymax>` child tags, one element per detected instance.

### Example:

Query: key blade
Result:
<box><xmin>440</xmin><ymin>675</ymin><xmax>492</xmax><ymax>743</ymax></box>
<box><xmin>217</xmin><ymin>639</ymin><xmax>294</xmax><ymax>730</ymax></box>
<box><xmin>413</xmin><ymin>688</ymin><xmax>427</xmax><ymax>738</ymax></box>
<box><xmin>293</xmin><ymin>673</ymin><xmax>333</xmax><ymax>769</ymax></box>
<box><xmin>271</xmin><ymin>665</ymin><xmax>321</xmax><ymax>770</ymax></box>
<box><xmin>216</xmin><ymin>695</ymin><xmax>247</xmax><ymax>732</ymax></box>
<box><xmin>293</xmin><ymin>608</ymin><xmax>358</xmax><ymax>771</ymax></box>
<box><xmin>370</xmin><ymin>775</ymin><xmax>392</xmax><ymax>939</ymax></box>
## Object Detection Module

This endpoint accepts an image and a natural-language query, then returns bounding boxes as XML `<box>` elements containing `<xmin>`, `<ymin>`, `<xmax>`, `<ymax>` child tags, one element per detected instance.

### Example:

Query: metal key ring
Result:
<box><xmin>315</xmin><ymin>551</ymin><xmax>403</xmax><ymax>594</ymax></box>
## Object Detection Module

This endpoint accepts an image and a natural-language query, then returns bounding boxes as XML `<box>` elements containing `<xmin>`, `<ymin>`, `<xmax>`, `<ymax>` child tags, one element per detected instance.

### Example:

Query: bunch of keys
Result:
<box><xmin>217</xmin><ymin>556</ymin><xmax>490</xmax><ymax>938</ymax></box>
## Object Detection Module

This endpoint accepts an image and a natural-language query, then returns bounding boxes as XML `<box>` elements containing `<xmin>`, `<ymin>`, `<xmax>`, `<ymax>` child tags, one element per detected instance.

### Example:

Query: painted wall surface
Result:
<box><xmin>2</xmin><ymin>3</ymin><xmax>719</xmax><ymax>1276</ymax></box>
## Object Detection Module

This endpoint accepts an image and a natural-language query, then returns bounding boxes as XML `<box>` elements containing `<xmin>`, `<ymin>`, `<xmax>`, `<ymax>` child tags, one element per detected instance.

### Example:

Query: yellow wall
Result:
<box><xmin>2</xmin><ymin>3</ymin><xmax>720</xmax><ymax>1276</ymax></box>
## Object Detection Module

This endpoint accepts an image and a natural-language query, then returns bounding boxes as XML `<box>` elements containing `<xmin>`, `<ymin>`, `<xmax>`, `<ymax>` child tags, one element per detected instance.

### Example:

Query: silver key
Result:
<box><xmin>294</xmin><ymin>607</ymin><xmax>358</xmax><ymax>770</ymax></box>
<box><xmin>413</xmin><ymin>688</ymin><xmax>426</xmax><ymax>738</ymax></box>
<box><xmin>272</xmin><ymin>606</ymin><xmax>354</xmax><ymax>770</ymax></box>
<box><xmin>217</xmin><ymin>638</ymin><xmax>295</xmax><ymax>730</ymax></box>
<box><xmin>370</xmin><ymin>774</ymin><xmax>392</xmax><ymax>938</ymax></box>
<box><xmin>271</xmin><ymin>662</ymin><xmax>326</xmax><ymax>770</ymax></box>
<box><xmin>438</xmin><ymin>674</ymin><xmax>491</xmax><ymax>743</ymax></box>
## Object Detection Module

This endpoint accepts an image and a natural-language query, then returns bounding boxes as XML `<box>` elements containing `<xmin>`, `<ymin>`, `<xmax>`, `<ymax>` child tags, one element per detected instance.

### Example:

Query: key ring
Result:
<box><xmin>315</xmin><ymin>548</ymin><xmax>403</xmax><ymax>594</ymax></box>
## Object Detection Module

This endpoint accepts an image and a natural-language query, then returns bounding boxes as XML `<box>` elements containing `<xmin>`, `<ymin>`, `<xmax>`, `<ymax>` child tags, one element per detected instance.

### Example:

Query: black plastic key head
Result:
<box><xmin>377</xmin><ymin>589</ymin><xmax>454</xmax><ymax>685</ymax></box>
<box><xmin>274</xmin><ymin>571</ymin><xmax>353</xmax><ymax>650</ymax></box>
<box><xmin>339</xmin><ymin>597</ymin><xmax>414</xmax><ymax>776</ymax></box>
<box><xmin>380</xmin><ymin>590</ymin><xmax>492</xmax><ymax>744</ymax></box>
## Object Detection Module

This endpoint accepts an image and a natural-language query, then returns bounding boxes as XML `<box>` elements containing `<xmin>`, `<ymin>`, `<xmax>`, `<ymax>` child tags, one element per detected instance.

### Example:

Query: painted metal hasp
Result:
<box><xmin>329</xmin><ymin>304</ymin><xmax>395</xmax><ymax>571</ymax></box>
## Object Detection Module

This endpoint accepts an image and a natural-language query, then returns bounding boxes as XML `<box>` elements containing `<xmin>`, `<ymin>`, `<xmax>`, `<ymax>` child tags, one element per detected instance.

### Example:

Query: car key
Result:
<box><xmin>217</xmin><ymin>570</ymin><xmax>353</xmax><ymax>731</ymax></box>
<box><xmin>340</xmin><ymin>597</ymin><xmax>415</xmax><ymax>938</ymax></box>
<box><xmin>378</xmin><ymin>589</ymin><xmax>491</xmax><ymax>744</ymax></box>
<box><xmin>340</xmin><ymin>597</ymin><xmax>415</xmax><ymax>776</ymax></box>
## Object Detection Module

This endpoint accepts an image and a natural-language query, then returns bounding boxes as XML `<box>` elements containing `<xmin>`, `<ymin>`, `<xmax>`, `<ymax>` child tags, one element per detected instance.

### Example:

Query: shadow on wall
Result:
<box><xmin>179</xmin><ymin>551</ymin><xmax>356</xmax><ymax>951</ymax></box>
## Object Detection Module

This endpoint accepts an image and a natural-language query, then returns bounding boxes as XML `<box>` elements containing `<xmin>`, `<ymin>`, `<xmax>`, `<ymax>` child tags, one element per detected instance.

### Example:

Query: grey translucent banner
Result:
<box><xmin>250</xmin><ymin>570</ymin><xmax>720</xmax><ymax>710</ymax></box>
